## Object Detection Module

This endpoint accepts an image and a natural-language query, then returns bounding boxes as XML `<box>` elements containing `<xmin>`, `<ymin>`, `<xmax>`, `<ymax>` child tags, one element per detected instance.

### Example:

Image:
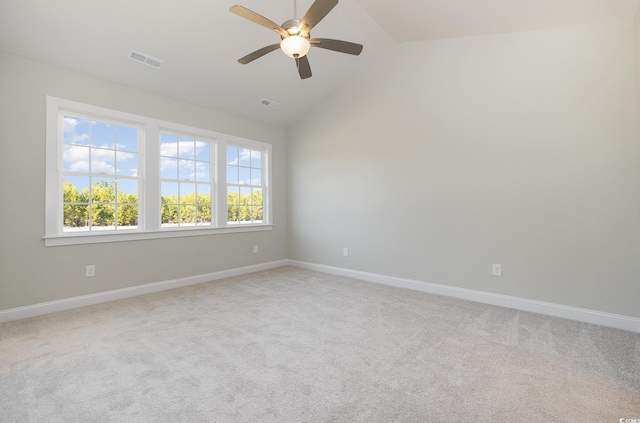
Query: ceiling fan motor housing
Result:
<box><xmin>281</xmin><ymin>19</ymin><xmax>308</xmax><ymax>38</ymax></box>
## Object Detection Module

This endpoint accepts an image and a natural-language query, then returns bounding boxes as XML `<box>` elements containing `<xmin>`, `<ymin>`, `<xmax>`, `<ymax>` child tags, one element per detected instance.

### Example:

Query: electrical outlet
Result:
<box><xmin>492</xmin><ymin>264</ymin><xmax>502</xmax><ymax>277</ymax></box>
<box><xmin>86</xmin><ymin>265</ymin><xmax>96</xmax><ymax>277</ymax></box>
<box><xmin>343</xmin><ymin>248</ymin><xmax>349</xmax><ymax>257</ymax></box>
<box><xmin>253</xmin><ymin>245</ymin><xmax>259</xmax><ymax>254</ymax></box>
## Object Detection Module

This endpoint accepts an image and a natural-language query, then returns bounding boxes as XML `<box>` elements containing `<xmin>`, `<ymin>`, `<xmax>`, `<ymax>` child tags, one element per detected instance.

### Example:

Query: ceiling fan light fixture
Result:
<box><xmin>230</xmin><ymin>0</ymin><xmax>362</xmax><ymax>79</ymax></box>
<box><xmin>280</xmin><ymin>35</ymin><xmax>311</xmax><ymax>58</ymax></box>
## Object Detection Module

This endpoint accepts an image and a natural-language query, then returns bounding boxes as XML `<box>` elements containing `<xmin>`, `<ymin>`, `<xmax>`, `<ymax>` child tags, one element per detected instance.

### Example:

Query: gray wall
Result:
<box><xmin>2</xmin><ymin>19</ymin><xmax>640</xmax><ymax>319</ymax></box>
<box><xmin>288</xmin><ymin>22</ymin><xmax>640</xmax><ymax>317</ymax></box>
<box><xmin>0</xmin><ymin>51</ymin><xmax>288</xmax><ymax>310</ymax></box>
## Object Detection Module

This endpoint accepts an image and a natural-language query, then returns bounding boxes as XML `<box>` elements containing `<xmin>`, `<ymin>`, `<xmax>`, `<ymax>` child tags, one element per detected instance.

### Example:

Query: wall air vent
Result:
<box><xmin>129</xmin><ymin>49</ymin><xmax>163</xmax><ymax>69</ymax></box>
<box><xmin>259</xmin><ymin>98</ymin><xmax>280</xmax><ymax>109</ymax></box>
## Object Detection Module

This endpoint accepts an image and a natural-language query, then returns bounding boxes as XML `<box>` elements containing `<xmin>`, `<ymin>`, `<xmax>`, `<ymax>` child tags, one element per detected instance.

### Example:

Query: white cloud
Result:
<box><xmin>64</xmin><ymin>145</ymin><xmax>137</xmax><ymax>175</ymax></box>
<box><xmin>90</xmin><ymin>148</ymin><xmax>115</xmax><ymax>173</ymax></box>
<box><xmin>227</xmin><ymin>148</ymin><xmax>252</xmax><ymax>166</ymax></box>
<box><xmin>63</xmin><ymin>145</ymin><xmax>90</xmax><ymax>172</ymax></box>
<box><xmin>63</xmin><ymin>117</ymin><xmax>89</xmax><ymax>144</ymax></box>
<box><xmin>160</xmin><ymin>157</ymin><xmax>177</xmax><ymax>173</ymax></box>
<box><xmin>160</xmin><ymin>140</ymin><xmax>209</xmax><ymax>159</ymax></box>
<box><xmin>160</xmin><ymin>143</ymin><xmax>210</xmax><ymax>181</ymax></box>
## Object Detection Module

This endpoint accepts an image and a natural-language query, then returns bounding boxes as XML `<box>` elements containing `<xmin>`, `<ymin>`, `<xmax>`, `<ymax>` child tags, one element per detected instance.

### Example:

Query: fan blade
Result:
<box><xmin>229</xmin><ymin>5</ymin><xmax>289</xmax><ymax>38</ymax></box>
<box><xmin>298</xmin><ymin>0</ymin><xmax>339</xmax><ymax>37</ymax></box>
<box><xmin>310</xmin><ymin>38</ymin><xmax>363</xmax><ymax>55</ymax></box>
<box><xmin>238</xmin><ymin>44</ymin><xmax>281</xmax><ymax>64</ymax></box>
<box><xmin>296</xmin><ymin>56</ymin><xmax>312</xmax><ymax>79</ymax></box>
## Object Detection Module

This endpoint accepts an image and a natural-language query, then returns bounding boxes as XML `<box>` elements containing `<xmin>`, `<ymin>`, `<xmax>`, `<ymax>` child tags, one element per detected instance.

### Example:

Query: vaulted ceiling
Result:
<box><xmin>1</xmin><ymin>0</ymin><xmax>639</xmax><ymax>128</ymax></box>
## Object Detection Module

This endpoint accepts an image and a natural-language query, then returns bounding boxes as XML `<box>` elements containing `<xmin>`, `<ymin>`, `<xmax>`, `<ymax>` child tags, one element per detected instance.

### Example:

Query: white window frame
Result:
<box><xmin>45</xmin><ymin>96</ymin><xmax>272</xmax><ymax>246</ymax></box>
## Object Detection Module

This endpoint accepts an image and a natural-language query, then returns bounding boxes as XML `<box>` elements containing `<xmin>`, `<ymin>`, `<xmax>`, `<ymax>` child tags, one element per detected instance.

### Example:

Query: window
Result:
<box><xmin>61</xmin><ymin>115</ymin><xmax>140</xmax><ymax>232</ymax></box>
<box><xmin>45</xmin><ymin>97</ymin><xmax>272</xmax><ymax>246</ymax></box>
<box><xmin>226</xmin><ymin>146</ymin><xmax>263</xmax><ymax>225</ymax></box>
<box><xmin>160</xmin><ymin>133</ymin><xmax>213</xmax><ymax>228</ymax></box>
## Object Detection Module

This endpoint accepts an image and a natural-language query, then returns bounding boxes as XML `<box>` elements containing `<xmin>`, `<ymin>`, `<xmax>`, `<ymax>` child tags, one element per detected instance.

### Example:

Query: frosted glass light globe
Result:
<box><xmin>280</xmin><ymin>36</ymin><xmax>311</xmax><ymax>58</ymax></box>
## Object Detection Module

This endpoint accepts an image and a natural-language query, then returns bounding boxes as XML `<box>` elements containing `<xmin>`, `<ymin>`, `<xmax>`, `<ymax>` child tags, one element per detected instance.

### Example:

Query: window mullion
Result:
<box><xmin>144</xmin><ymin>124</ymin><xmax>160</xmax><ymax>231</ymax></box>
<box><xmin>215</xmin><ymin>140</ymin><xmax>228</xmax><ymax>227</ymax></box>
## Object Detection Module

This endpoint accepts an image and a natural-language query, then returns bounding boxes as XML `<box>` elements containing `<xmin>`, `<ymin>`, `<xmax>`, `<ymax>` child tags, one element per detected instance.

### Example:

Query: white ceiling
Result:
<box><xmin>1</xmin><ymin>0</ymin><xmax>639</xmax><ymax>129</ymax></box>
<box><xmin>354</xmin><ymin>0</ymin><xmax>640</xmax><ymax>43</ymax></box>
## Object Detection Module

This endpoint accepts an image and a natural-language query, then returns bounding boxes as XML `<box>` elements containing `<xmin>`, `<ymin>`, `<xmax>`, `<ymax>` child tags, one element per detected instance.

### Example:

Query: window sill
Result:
<box><xmin>43</xmin><ymin>225</ymin><xmax>274</xmax><ymax>247</ymax></box>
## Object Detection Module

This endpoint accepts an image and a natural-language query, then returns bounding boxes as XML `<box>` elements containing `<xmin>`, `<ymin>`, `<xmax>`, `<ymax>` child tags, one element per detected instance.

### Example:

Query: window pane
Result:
<box><xmin>63</xmin><ymin>145</ymin><xmax>90</xmax><ymax>172</ymax></box>
<box><xmin>117</xmin><ymin>179</ymin><xmax>138</xmax><ymax>203</ymax></box>
<box><xmin>239</xmin><ymin>148</ymin><xmax>251</xmax><ymax>166</ymax></box>
<box><xmin>239</xmin><ymin>203</ymin><xmax>251</xmax><ymax>222</ymax></box>
<box><xmin>197</xmin><ymin>205</ymin><xmax>211</xmax><ymax>224</ymax></box>
<box><xmin>63</xmin><ymin>203</ymin><xmax>89</xmax><ymax>231</ymax></box>
<box><xmin>117</xmin><ymin>204</ymin><xmax>138</xmax><ymax>228</ymax></box>
<box><xmin>162</xmin><ymin>202</ymin><xmax>178</xmax><ymax>225</ymax></box>
<box><xmin>62</xmin><ymin>176</ymin><xmax>90</xmax><ymax>232</ymax></box>
<box><xmin>91</xmin><ymin>121</ymin><xmax>114</xmax><ymax>148</ymax></box>
<box><xmin>179</xmin><ymin>160</ymin><xmax>195</xmax><ymax>181</ymax></box>
<box><xmin>116</xmin><ymin>151</ymin><xmax>137</xmax><ymax>177</ymax></box>
<box><xmin>180</xmin><ymin>183</ymin><xmax>196</xmax><ymax>204</ymax></box>
<box><xmin>227</xmin><ymin>205</ymin><xmax>239</xmax><ymax>223</ymax></box>
<box><xmin>227</xmin><ymin>146</ymin><xmax>238</xmax><ymax>165</ymax></box>
<box><xmin>91</xmin><ymin>204</ymin><xmax>115</xmax><ymax>228</ymax></box>
<box><xmin>161</xmin><ymin>182</ymin><xmax>179</xmax><ymax>202</ymax></box>
<box><xmin>227</xmin><ymin>186</ymin><xmax>239</xmax><ymax>205</ymax></box>
<box><xmin>196</xmin><ymin>141</ymin><xmax>210</xmax><ymax>161</ymax></box>
<box><xmin>239</xmin><ymin>187</ymin><xmax>251</xmax><ymax>222</ymax></box>
<box><xmin>160</xmin><ymin>134</ymin><xmax>178</xmax><ymax>157</ymax></box>
<box><xmin>91</xmin><ymin>148</ymin><xmax>115</xmax><ymax>174</ymax></box>
<box><xmin>251</xmin><ymin>168</ymin><xmax>262</xmax><ymax>186</ymax></box>
<box><xmin>178</xmin><ymin>138</ymin><xmax>195</xmax><ymax>159</ymax></box>
<box><xmin>116</xmin><ymin>126</ymin><xmax>138</xmax><ymax>152</ymax></box>
<box><xmin>63</xmin><ymin>116</ymin><xmax>89</xmax><ymax>146</ymax></box>
<box><xmin>195</xmin><ymin>161</ymin><xmax>210</xmax><ymax>182</ymax></box>
<box><xmin>251</xmin><ymin>150</ymin><xmax>261</xmax><ymax>168</ymax></box>
<box><xmin>227</xmin><ymin>166</ymin><xmax>238</xmax><ymax>184</ymax></box>
<box><xmin>161</xmin><ymin>157</ymin><xmax>178</xmax><ymax>179</ymax></box>
<box><xmin>64</xmin><ymin>176</ymin><xmax>90</xmax><ymax>201</ymax></box>
<box><xmin>240</xmin><ymin>186</ymin><xmax>251</xmax><ymax>198</ymax></box>
<box><xmin>239</xmin><ymin>167</ymin><xmax>251</xmax><ymax>185</ymax></box>
<box><xmin>252</xmin><ymin>188</ymin><xmax>263</xmax><ymax>206</ymax></box>
<box><xmin>92</xmin><ymin>179</ymin><xmax>116</xmax><ymax>203</ymax></box>
<box><xmin>196</xmin><ymin>184</ymin><xmax>211</xmax><ymax>204</ymax></box>
<box><xmin>252</xmin><ymin>206</ymin><xmax>263</xmax><ymax>222</ymax></box>
<box><xmin>179</xmin><ymin>205</ymin><xmax>196</xmax><ymax>225</ymax></box>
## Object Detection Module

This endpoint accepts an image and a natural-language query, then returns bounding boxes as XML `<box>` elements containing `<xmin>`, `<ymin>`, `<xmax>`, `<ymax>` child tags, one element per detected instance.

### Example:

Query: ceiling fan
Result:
<box><xmin>229</xmin><ymin>0</ymin><xmax>363</xmax><ymax>79</ymax></box>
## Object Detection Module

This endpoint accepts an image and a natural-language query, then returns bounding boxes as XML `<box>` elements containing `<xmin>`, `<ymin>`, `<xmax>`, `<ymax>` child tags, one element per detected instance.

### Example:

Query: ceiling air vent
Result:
<box><xmin>259</xmin><ymin>98</ymin><xmax>280</xmax><ymax>109</ymax></box>
<box><xmin>129</xmin><ymin>49</ymin><xmax>163</xmax><ymax>69</ymax></box>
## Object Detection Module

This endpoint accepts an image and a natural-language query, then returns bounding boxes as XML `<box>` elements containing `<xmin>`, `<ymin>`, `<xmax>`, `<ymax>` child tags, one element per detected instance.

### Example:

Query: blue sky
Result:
<box><xmin>63</xmin><ymin>116</ymin><xmax>138</xmax><ymax>194</ymax></box>
<box><xmin>63</xmin><ymin>116</ymin><xmax>263</xmax><ymax>198</ymax></box>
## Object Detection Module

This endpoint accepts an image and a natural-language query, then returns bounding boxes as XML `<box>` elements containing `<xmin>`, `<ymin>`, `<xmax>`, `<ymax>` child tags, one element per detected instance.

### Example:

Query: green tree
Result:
<box><xmin>161</xmin><ymin>195</ymin><xmax>179</xmax><ymax>224</ymax></box>
<box><xmin>91</xmin><ymin>180</ymin><xmax>116</xmax><ymax>226</ymax></box>
<box><xmin>63</xmin><ymin>182</ymin><xmax>88</xmax><ymax>227</ymax></box>
<box><xmin>117</xmin><ymin>190</ymin><xmax>138</xmax><ymax>226</ymax></box>
<box><xmin>252</xmin><ymin>190</ymin><xmax>263</xmax><ymax>221</ymax></box>
<box><xmin>227</xmin><ymin>192</ymin><xmax>239</xmax><ymax>222</ymax></box>
<box><xmin>197</xmin><ymin>193</ymin><xmax>211</xmax><ymax>224</ymax></box>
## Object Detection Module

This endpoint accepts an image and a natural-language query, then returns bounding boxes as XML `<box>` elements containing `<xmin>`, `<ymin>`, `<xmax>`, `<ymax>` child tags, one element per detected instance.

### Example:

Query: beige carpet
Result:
<box><xmin>1</xmin><ymin>266</ymin><xmax>639</xmax><ymax>422</ymax></box>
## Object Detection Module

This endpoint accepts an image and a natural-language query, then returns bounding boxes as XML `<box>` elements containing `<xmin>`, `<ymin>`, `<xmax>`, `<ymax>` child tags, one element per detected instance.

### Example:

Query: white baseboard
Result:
<box><xmin>287</xmin><ymin>260</ymin><xmax>640</xmax><ymax>334</ymax></box>
<box><xmin>0</xmin><ymin>260</ymin><xmax>289</xmax><ymax>323</ymax></box>
<box><xmin>3</xmin><ymin>259</ymin><xmax>638</xmax><ymax>333</ymax></box>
